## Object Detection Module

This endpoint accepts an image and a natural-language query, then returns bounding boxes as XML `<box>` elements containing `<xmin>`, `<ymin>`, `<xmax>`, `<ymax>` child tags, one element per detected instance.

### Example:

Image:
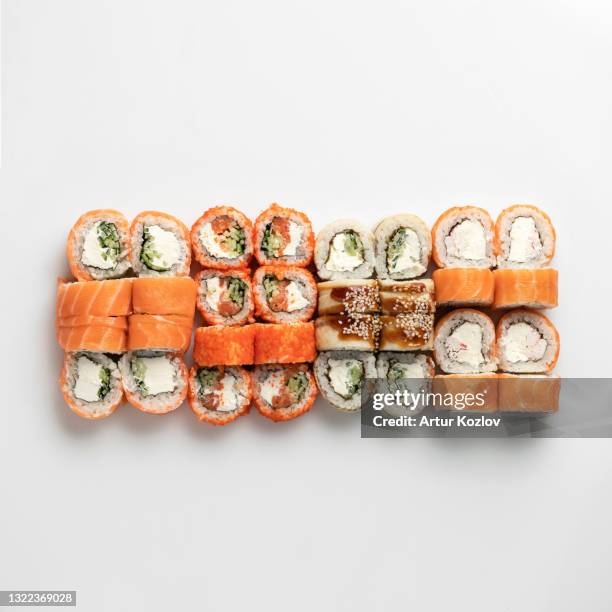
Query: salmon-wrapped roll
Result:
<box><xmin>431</xmin><ymin>206</ymin><xmax>495</xmax><ymax>268</ymax></box>
<box><xmin>497</xmin><ymin>309</ymin><xmax>559</xmax><ymax>373</ymax></box>
<box><xmin>132</xmin><ymin>277</ymin><xmax>197</xmax><ymax>317</ymax></box>
<box><xmin>432</xmin><ymin>268</ymin><xmax>494</xmax><ymax>307</ymax></box>
<box><xmin>253</xmin><ymin>364</ymin><xmax>317</xmax><ymax>422</ymax></box>
<box><xmin>56</xmin><ymin>278</ymin><xmax>133</xmax><ymax>317</ymax></box>
<box><xmin>495</xmin><ymin>205</ymin><xmax>555</xmax><ymax>268</ymax></box>
<box><xmin>195</xmin><ymin>269</ymin><xmax>254</xmax><ymax>326</ymax></box>
<box><xmin>191</xmin><ymin>206</ymin><xmax>253</xmax><ymax>269</ymax></box>
<box><xmin>193</xmin><ymin>325</ymin><xmax>256</xmax><ymax>367</ymax></box>
<box><xmin>66</xmin><ymin>210</ymin><xmax>131</xmax><ymax>281</ymax></box>
<box><xmin>129</xmin><ymin>211</ymin><xmax>191</xmax><ymax>277</ymax></box>
<box><xmin>433</xmin><ymin>375</ymin><xmax>499</xmax><ymax>413</ymax></box>
<box><xmin>498</xmin><ymin>374</ymin><xmax>560</xmax><ymax>413</ymax></box>
<box><xmin>128</xmin><ymin>314</ymin><xmax>192</xmax><ymax>353</ymax></box>
<box><xmin>254</xmin><ymin>322</ymin><xmax>316</xmax><ymax>364</ymax></box>
<box><xmin>188</xmin><ymin>366</ymin><xmax>252</xmax><ymax>425</ymax></box>
<box><xmin>59</xmin><ymin>352</ymin><xmax>123</xmax><ymax>419</ymax></box>
<box><xmin>56</xmin><ymin>315</ymin><xmax>128</xmax><ymax>353</ymax></box>
<box><xmin>119</xmin><ymin>351</ymin><xmax>188</xmax><ymax>414</ymax></box>
<box><xmin>379</xmin><ymin>279</ymin><xmax>435</xmax><ymax>315</ymax></box>
<box><xmin>493</xmin><ymin>269</ymin><xmax>558</xmax><ymax>309</ymax></box>
<box><xmin>317</xmin><ymin>279</ymin><xmax>380</xmax><ymax>316</ymax></box>
<box><xmin>253</xmin><ymin>203</ymin><xmax>314</xmax><ymax>267</ymax></box>
<box><xmin>253</xmin><ymin>266</ymin><xmax>317</xmax><ymax>323</ymax></box>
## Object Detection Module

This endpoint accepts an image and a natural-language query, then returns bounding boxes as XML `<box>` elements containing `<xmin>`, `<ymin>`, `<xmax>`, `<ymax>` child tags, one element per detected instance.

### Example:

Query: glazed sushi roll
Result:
<box><xmin>128</xmin><ymin>314</ymin><xmax>192</xmax><ymax>353</ymax></box>
<box><xmin>434</xmin><ymin>309</ymin><xmax>497</xmax><ymax>374</ymax></box>
<box><xmin>56</xmin><ymin>278</ymin><xmax>133</xmax><ymax>318</ymax></box>
<box><xmin>59</xmin><ymin>352</ymin><xmax>123</xmax><ymax>419</ymax></box>
<box><xmin>66</xmin><ymin>210</ymin><xmax>131</xmax><ymax>281</ymax></box>
<box><xmin>496</xmin><ymin>309</ymin><xmax>560</xmax><ymax>373</ymax></box>
<box><xmin>374</xmin><ymin>214</ymin><xmax>431</xmax><ymax>280</ymax></box>
<box><xmin>56</xmin><ymin>315</ymin><xmax>128</xmax><ymax>353</ymax></box>
<box><xmin>119</xmin><ymin>351</ymin><xmax>188</xmax><ymax>414</ymax></box>
<box><xmin>379</xmin><ymin>279</ymin><xmax>435</xmax><ymax>315</ymax></box>
<box><xmin>195</xmin><ymin>269</ymin><xmax>254</xmax><ymax>326</ymax></box>
<box><xmin>495</xmin><ymin>205</ymin><xmax>555</xmax><ymax>268</ymax></box>
<box><xmin>132</xmin><ymin>277</ymin><xmax>197</xmax><ymax>317</ymax></box>
<box><xmin>317</xmin><ymin>279</ymin><xmax>380</xmax><ymax>316</ymax></box>
<box><xmin>432</xmin><ymin>269</ymin><xmax>494</xmax><ymax>307</ymax></box>
<box><xmin>493</xmin><ymin>269</ymin><xmax>558</xmax><ymax>309</ymax></box>
<box><xmin>253</xmin><ymin>203</ymin><xmax>314</xmax><ymax>267</ymax></box>
<box><xmin>193</xmin><ymin>325</ymin><xmax>256</xmax><ymax>367</ymax></box>
<box><xmin>314</xmin><ymin>350</ymin><xmax>377</xmax><ymax>412</ymax></box>
<box><xmin>191</xmin><ymin>206</ymin><xmax>253</xmax><ymax>269</ymax></box>
<box><xmin>315</xmin><ymin>315</ymin><xmax>381</xmax><ymax>351</ymax></box>
<box><xmin>379</xmin><ymin>314</ymin><xmax>434</xmax><ymax>351</ymax></box>
<box><xmin>253</xmin><ymin>266</ymin><xmax>317</xmax><ymax>323</ymax></box>
<box><xmin>188</xmin><ymin>365</ymin><xmax>252</xmax><ymax>425</ymax></box>
<box><xmin>129</xmin><ymin>211</ymin><xmax>191</xmax><ymax>277</ymax></box>
<box><xmin>431</xmin><ymin>206</ymin><xmax>495</xmax><ymax>268</ymax></box>
<box><xmin>314</xmin><ymin>220</ymin><xmax>375</xmax><ymax>280</ymax></box>
<box><xmin>253</xmin><ymin>364</ymin><xmax>318</xmax><ymax>422</ymax></box>
<box><xmin>253</xmin><ymin>322</ymin><xmax>316</xmax><ymax>364</ymax></box>
<box><xmin>498</xmin><ymin>374</ymin><xmax>560</xmax><ymax>413</ymax></box>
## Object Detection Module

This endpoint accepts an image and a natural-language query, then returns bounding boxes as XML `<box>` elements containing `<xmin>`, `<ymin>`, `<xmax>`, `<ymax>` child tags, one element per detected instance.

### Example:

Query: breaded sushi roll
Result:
<box><xmin>128</xmin><ymin>314</ymin><xmax>192</xmax><ymax>353</ymax></box>
<box><xmin>253</xmin><ymin>266</ymin><xmax>317</xmax><ymax>323</ymax></box>
<box><xmin>496</xmin><ymin>309</ymin><xmax>560</xmax><ymax>373</ymax></box>
<box><xmin>317</xmin><ymin>279</ymin><xmax>380</xmax><ymax>316</ymax></box>
<box><xmin>314</xmin><ymin>220</ymin><xmax>375</xmax><ymax>280</ymax></box>
<box><xmin>191</xmin><ymin>206</ymin><xmax>253</xmax><ymax>269</ymax></box>
<box><xmin>129</xmin><ymin>211</ymin><xmax>191</xmax><ymax>277</ymax></box>
<box><xmin>195</xmin><ymin>269</ymin><xmax>254</xmax><ymax>326</ymax></box>
<box><xmin>253</xmin><ymin>364</ymin><xmax>317</xmax><ymax>422</ymax></box>
<box><xmin>253</xmin><ymin>203</ymin><xmax>314</xmax><ymax>267</ymax></box>
<box><xmin>376</xmin><ymin>352</ymin><xmax>435</xmax><ymax>381</ymax></box>
<box><xmin>434</xmin><ymin>309</ymin><xmax>497</xmax><ymax>374</ymax></box>
<box><xmin>379</xmin><ymin>314</ymin><xmax>434</xmax><ymax>351</ymax></box>
<box><xmin>495</xmin><ymin>205</ymin><xmax>555</xmax><ymax>268</ymax></box>
<box><xmin>56</xmin><ymin>278</ymin><xmax>133</xmax><ymax>318</ymax></box>
<box><xmin>431</xmin><ymin>206</ymin><xmax>495</xmax><ymax>268</ymax></box>
<box><xmin>188</xmin><ymin>366</ymin><xmax>252</xmax><ymax>425</ymax></box>
<box><xmin>493</xmin><ymin>269</ymin><xmax>558</xmax><ymax>309</ymax></box>
<box><xmin>374</xmin><ymin>214</ymin><xmax>431</xmax><ymax>280</ymax></box>
<box><xmin>132</xmin><ymin>277</ymin><xmax>197</xmax><ymax>317</ymax></box>
<box><xmin>253</xmin><ymin>322</ymin><xmax>316</xmax><ymax>364</ymax></box>
<box><xmin>315</xmin><ymin>314</ymin><xmax>381</xmax><ymax>351</ymax></box>
<box><xmin>314</xmin><ymin>350</ymin><xmax>377</xmax><ymax>412</ymax></box>
<box><xmin>66</xmin><ymin>210</ymin><xmax>131</xmax><ymax>281</ymax></box>
<box><xmin>193</xmin><ymin>325</ymin><xmax>256</xmax><ymax>367</ymax></box>
<box><xmin>432</xmin><ymin>268</ymin><xmax>494</xmax><ymax>307</ymax></box>
<box><xmin>498</xmin><ymin>374</ymin><xmax>560</xmax><ymax>413</ymax></box>
<box><xmin>59</xmin><ymin>352</ymin><xmax>123</xmax><ymax>419</ymax></box>
<box><xmin>56</xmin><ymin>315</ymin><xmax>128</xmax><ymax>353</ymax></box>
<box><xmin>119</xmin><ymin>351</ymin><xmax>188</xmax><ymax>414</ymax></box>
<box><xmin>379</xmin><ymin>279</ymin><xmax>435</xmax><ymax>315</ymax></box>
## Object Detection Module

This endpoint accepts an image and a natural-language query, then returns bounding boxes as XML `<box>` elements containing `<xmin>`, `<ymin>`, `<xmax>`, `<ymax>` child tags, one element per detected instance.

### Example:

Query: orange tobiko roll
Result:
<box><xmin>193</xmin><ymin>325</ymin><xmax>256</xmax><ymax>367</ymax></box>
<box><xmin>254</xmin><ymin>322</ymin><xmax>316</xmax><ymax>364</ymax></box>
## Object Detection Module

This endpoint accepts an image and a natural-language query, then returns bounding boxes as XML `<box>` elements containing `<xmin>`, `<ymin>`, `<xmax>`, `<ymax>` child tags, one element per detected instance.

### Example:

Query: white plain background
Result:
<box><xmin>1</xmin><ymin>1</ymin><xmax>612</xmax><ymax>611</ymax></box>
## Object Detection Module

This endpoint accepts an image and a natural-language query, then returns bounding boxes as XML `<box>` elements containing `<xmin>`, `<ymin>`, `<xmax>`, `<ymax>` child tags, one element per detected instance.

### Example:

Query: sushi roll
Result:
<box><xmin>493</xmin><ymin>269</ymin><xmax>558</xmax><ymax>309</ymax></box>
<box><xmin>496</xmin><ymin>309</ymin><xmax>560</xmax><ymax>373</ymax></box>
<box><xmin>191</xmin><ymin>206</ymin><xmax>254</xmax><ymax>269</ymax></box>
<box><xmin>195</xmin><ymin>269</ymin><xmax>254</xmax><ymax>326</ymax></box>
<box><xmin>119</xmin><ymin>351</ymin><xmax>188</xmax><ymax>414</ymax></box>
<box><xmin>193</xmin><ymin>325</ymin><xmax>256</xmax><ymax>367</ymax></box>
<box><xmin>129</xmin><ymin>211</ymin><xmax>191</xmax><ymax>277</ymax></box>
<box><xmin>188</xmin><ymin>366</ymin><xmax>252</xmax><ymax>425</ymax></box>
<box><xmin>253</xmin><ymin>322</ymin><xmax>316</xmax><ymax>364</ymax></box>
<box><xmin>128</xmin><ymin>314</ymin><xmax>192</xmax><ymax>353</ymax></box>
<box><xmin>431</xmin><ymin>206</ymin><xmax>495</xmax><ymax>268</ymax></box>
<box><xmin>253</xmin><ymin>203</ymin><xmax>314</xmax><ymax>267</ymax></box>
<box><xmin>59</xmin><ymin>352</ymin><xmax>123</xmax><ymax>419</ymax></box>
<box><xmin>379</xmin><ymin>279</ymin><xmax>435</xmax><ymax>315</ymax></box>
<box><xmin>253</xmin><ymin>266</ymin><xmax>317</xmax><ymax>323</ymax></box>
<box><xmin>434</xmin><ymin>309</ymin><xmax>497</xmax><ymax>374</ymax></box>
<box><xmin>317</xmin><ymin>279</ymin><xmax>380</xmax><ymax>316</ymax></box>
<box><xmin>498</xmin><ymin>374</ymin><xmax>560</xmax><ymax>413</ymax></box>
<box><xmin>56</xmin><ymin>278</ymin><xmax>133</xmax><ymax>318</ymax></box>
<box><xmin>314</xmin><ymin>350</ymin><xmax>377</xmax><ymax>412</ymax></box>
<box><xmin>432</xmin><ymin>268</ymin><xmax>494</xmax><ymax>307</ymax></box>
<box><xmin>56</xmin><ymin>315</ymin><xmax>128</xmax><ymax>353</ymax></box>
<box><xmin>374</xmin><ymin>214</ymin><xmax>431</xmax><ymax>280</ymax></box>
<box><xmin>253</xmin><ymin>364</ymin><xmax>318</xmax><ymax>422</ymax></box>
<box><xmin>66</xmin><ymin>210</ymin><xmax>131</xmax><ymax>281</ymax></box>
<box><xmin>315</xmin><ymin>315</ymin><xmax>381</xmax><ymax>351</ymax></box>
<box><xmin>314</xmin><ymin>220</ymin><xmax>375</xmax><ymax>280</ymax></box>
<box><xmin>433</xmin><ymin>375</ymin><xmax>499</xmax><ymax>413</ymax></box>
<box><xmin>495</xmin><ymin>205</ymin><xmax>555</xmax><ymax>269</ymax></box>
<box><xmin>132</xmin><ymin>277</ymin><xmax>197</xmax><ymax>317</ymax></box>
<box><xmin>379</xmin><ymin>314</ymin><xmax>434</xmax><ymax>351</ymax></box>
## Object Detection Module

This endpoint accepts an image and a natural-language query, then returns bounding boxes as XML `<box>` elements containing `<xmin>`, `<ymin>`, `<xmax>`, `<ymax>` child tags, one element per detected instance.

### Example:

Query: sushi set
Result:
<box><xmin>55</xmin><ymin>203</ymin><xmax>560</xmax><ymax>423</ymax></box>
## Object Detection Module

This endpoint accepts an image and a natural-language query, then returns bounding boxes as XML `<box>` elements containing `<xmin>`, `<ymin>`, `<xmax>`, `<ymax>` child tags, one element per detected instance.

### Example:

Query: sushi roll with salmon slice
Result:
<box><xmin>56</xmin><ymin>278</ymin><xmax>133</xmax><ymax>318</ymax></box>
<box><xmin>119</xmin><ymin>351</ymin><xmax>188</xmax><ymax>414</ymax></box>
<box><xmin>314</xmin><ymin>220</ymin><xmax>376</xmax><ymax>280</ymax></box>
<box><xmin>496</xmin><ymin>310</ymin><xmax>560</xmax><ymax>373</ymax></box>
<box><xmin>66</xmin><ymin>210</ymin><xmax>131</xmax><ymax>281</ymax></box>
<box><xmin>129</xmin><ymin>211</ymin><xmax>191</xmax><ymax>277</ymax></box>
<box><xmin>193</xmin><ymin>325</ymin><xmax>256</xmax><ymax>367</ymax></box>
<box><xmin>434</xmin><ymin>309</ymin><xmax>497</xmax><ymax>374</ymax></box>
<box><xmin>431</xmin><ymin>206</ymin><xmax>496</xmax><ymax>268</ymax></box>
<box><xmin>498</xmin><ymin>374</ymin><xmax>560</xmax><ymax>413</ymax></box>
<box><xmin>433</xmin><ymin>375</ymin><xmax>499</xmax><ymax>413</ymax></box>
<box><xmin>493</xmin><ymin>269</ymin><xmax>558</xmax><ymax>309</ymax></box>
<box><xmin>60</xmin><ymin>352</ymin><xmax>123</xmax><ymax>419</ymax></box>
<box><xmin>188</xmin><ymin>366</ymin><xmax>252</xmax><ymax>425</ymax></box>
<box><xmin>56</xmin><ymin>315</ymin><xmax>128</xmax><ymax>353</ymax></box>
<box><xmin>195</xmin><ymin>269</ymin><xmax>254</xmax><ymax>326</ymax></box>
<box><xmin>432</xmin><ymin>268</ymin><xmax>494</xmax><ymax>307</ymax></box>
<box><xmin>128</xmin><ymin>314</ymin><xmax>192</xmax><ymax>353</ymax></box>
<box><xmin>253</xmin><ymin>364</ymin><xmax>318</xmax><ymax>422</ymax></box>
<box><xmin>191</xmin><ymin>206</ymin><xmax>253</xmax><ymax>269</ymax></box>
<box><xmin>495</xmin><ymin>205</ymin><xmax>555</xmax><ymax>269</ymax></box>
<box><xmin>253</xmin><ymin>266</ymin><xmax>317</xmax><ymax>323</ymax></box>
<box><xmin>374</xmin><ymin>214</ymin><xmax>431</xmax><ymax>280</ymax></box>
<box><xmin>253</xmin><ymin>203</ymin><xmax>314</xmax><ymax>267</ymax></box>
<box><xmin>132</xmin><ymin>277</ymin><xmax>197</xmax><ymax>317</ymax></box>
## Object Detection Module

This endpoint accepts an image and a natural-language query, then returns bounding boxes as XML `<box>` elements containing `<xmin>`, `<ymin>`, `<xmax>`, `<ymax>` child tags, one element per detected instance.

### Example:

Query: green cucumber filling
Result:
<box><xmin>227</xmin><ymin>277</ymin><xmax>246</xmax><ymax>307</ymax></box>
<box><xmin>222</xmin><ymin>223</ymin><xmax>246</xmax><ymax>258</ymax></box>
<box><xmin>261</xmin><ymin>224</ymin><xmax>283</xmax><ymax>258</ymax></box>
<box><xmin>287</xmin><ymin>371</ymin><xmax>309</xmax><ymax>403</ymax></box>
<box><xmin>131</xmin><ymin>358</ymin><xmax>149</xmax><ymax>395</ymax></box>
<box><xmin>262</xmin><ymin>274</ymin><xmax>279</xmax><ymax>300</ymax></box>
<box><xmin>386</xmin><ymin>228</ymin><xmax>407</xmax><ymax>269</ymax></box>
<box><xmin>97</xmin><ymin>222</ymin><xmax>120</xmax><ymax>266</ymax></box>
<box><xmin>342</xmin><ymin>231</ymin><xmax>363</xmax><ymax>257</ymax></box>
<box><xmin>98</xmin><ymin>366</ymin><xmax>111</xmax><ymax>400</ymax></box>
<box><xmin>197</xmin><ymin>367</ymin><xmax>220</xmax><ymax>396</ymax></box>
<box><xmin>345</xmin><ymin>362</ymin><xmax>363</xmax><ymax>398</ymax></box>
<box><xmin>140</xmin><ymin>227</ymin><xmax>167</xmax><ymax>271</ymax></box>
